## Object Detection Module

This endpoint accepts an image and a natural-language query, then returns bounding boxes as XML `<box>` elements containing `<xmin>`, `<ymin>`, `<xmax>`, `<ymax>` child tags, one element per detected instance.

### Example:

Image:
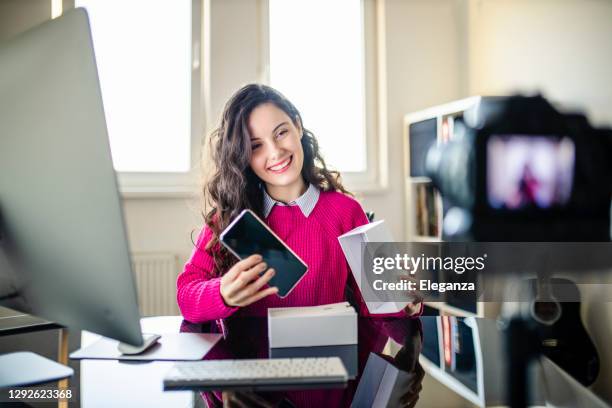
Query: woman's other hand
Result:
<box><xmin>220</xmin><ymin>254</ymin><xmax>278</xmax><ymax>307</ymax></box>
<box><xmin>404</xmin><ymin>301</ymin><xmax>423</xmax><ymax>317</ymax></box>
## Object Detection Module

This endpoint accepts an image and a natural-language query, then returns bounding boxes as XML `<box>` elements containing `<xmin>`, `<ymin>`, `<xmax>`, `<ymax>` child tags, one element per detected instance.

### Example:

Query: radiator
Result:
<box><xmin>131</xmin><ymin>252</ymin><xmax>180</xmax><ymax>317</ymax></box>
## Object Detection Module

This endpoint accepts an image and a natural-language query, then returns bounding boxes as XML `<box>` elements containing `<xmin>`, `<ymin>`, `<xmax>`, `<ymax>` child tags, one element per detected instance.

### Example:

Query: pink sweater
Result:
<box><xmin>177</xmin><ymin>191</ymin><xmax>387</xmax><ymax>323</ymax></box>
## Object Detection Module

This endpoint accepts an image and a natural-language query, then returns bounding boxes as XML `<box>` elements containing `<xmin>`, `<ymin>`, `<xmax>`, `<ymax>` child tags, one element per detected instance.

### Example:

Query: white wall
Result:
<box><xmin>356</xmin><ymin>0</ymin><xmax>465</xmax><ymax>241</ymax></box>
<box><xmin>467</xmin><ymin>0</ymin><xmax>612</xmax><ymax>126</ymax></box>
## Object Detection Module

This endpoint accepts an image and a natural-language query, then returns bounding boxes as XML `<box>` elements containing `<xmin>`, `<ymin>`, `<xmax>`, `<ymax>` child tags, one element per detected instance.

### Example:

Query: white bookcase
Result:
<box><xmin>403</xmin><ymin>96</ymin><xmax>481</xmax><ymax>242</ymax></box>
<box><xmin>402</xmin><ymin>97</ymin><xmax>499</xmax><ymax>319</ymax></box>
<box><xmin>416</xmin><ymin>317</ymin><xmax>531</xmax><ymax>407</ymax></box>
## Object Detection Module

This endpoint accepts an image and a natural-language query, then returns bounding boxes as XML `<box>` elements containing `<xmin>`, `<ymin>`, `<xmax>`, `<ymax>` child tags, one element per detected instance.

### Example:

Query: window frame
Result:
<box><xmin>263</xmin><ymin>0</ymin><xmax>388</xmax><ymax>193</ymax></box>
<box><xmin>113</xmin><ymin>0</ymin><xmax>205</xmax><ymax>198</ymax></box>
<box><xmin>105</xmin><ymin>0</ymin><xmax>388</xmax><ymax>197</ymax></box>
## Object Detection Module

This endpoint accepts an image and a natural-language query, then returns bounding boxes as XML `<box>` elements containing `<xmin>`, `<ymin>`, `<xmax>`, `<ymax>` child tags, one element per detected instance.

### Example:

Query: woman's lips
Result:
<box><xmin>267</xmin><ymin>155</ymin><xmax>293</xmax><ymax>173</ymax></box>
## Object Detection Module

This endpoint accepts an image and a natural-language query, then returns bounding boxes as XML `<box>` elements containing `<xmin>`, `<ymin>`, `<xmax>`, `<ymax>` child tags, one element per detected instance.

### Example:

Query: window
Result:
<box><xmin>76</xmin><ymin>0</ymin><xmax>194</xmax><ymax>177</ymax></box>
<box><xmin>269</xmin><ymin>0</ymin><xmax>382</xmax><ymax>184</ymax></box>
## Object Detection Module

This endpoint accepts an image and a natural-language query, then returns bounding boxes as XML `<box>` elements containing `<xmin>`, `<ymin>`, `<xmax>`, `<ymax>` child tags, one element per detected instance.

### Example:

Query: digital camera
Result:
<box><xmin>426</xmin><ymin>95</ymin><xmax>612</xmax><ymax>241</ymax></box>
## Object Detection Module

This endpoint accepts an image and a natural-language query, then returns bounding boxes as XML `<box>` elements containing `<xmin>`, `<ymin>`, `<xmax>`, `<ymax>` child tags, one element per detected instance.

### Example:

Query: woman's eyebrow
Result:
<box><xmin>250</xmin><ymin>122</ymin><xmax>289</xmax><ymax>141</ymax></box>
<box><xmin>272</xmin><ymin>121</ymin><xmax>288</xmax><ymax>134</ymax></box>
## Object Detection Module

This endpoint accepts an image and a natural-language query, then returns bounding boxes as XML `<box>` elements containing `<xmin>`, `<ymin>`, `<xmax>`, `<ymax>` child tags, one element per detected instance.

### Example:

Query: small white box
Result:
<box><xmin>338</xmin><ymin>220</ymin><xmax>409</xmax><ymax>314</ymax></box>
<box><xmin>268</xmin><ymin>302</ymin><xmax>357</xmax><ymax>348</ymax></box>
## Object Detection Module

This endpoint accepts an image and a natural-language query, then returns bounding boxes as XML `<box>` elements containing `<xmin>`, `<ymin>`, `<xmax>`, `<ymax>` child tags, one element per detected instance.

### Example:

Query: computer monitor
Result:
<box><xmin>0</xmin><ymin>8</ymin><xmax>142</xmax><ymax>346</ymax></box>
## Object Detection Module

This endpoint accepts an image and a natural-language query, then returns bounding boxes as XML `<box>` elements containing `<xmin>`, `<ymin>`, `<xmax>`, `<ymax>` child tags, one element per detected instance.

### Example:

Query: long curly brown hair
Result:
<box><xmin>202</xmin><ymin>84</ymin><xmax>350</xmax><ymax>276</ymax></box>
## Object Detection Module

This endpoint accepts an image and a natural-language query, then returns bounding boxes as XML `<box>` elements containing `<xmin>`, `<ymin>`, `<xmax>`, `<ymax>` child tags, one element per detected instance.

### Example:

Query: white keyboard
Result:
<box><xmin>163</xmin><ymin>357</ymin><xmax>348</xmax><ymax>391</ymax></box>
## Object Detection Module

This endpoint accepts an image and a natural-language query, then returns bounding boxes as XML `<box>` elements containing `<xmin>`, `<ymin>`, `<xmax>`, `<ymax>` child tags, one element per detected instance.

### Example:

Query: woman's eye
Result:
<box><xmin>276</xmin><ymin>130</ymin><xmax>288</xmax><ymax>139</ymax></box>
<box><xmin>252</xmin><ymin>144</ymin><xmax>261</xmax><ymax>150</ymax></box>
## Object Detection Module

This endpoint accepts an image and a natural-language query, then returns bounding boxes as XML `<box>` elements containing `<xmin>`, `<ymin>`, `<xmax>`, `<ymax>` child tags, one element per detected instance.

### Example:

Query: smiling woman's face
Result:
<box><xmin>248</xmin><ymin>103</ymin><xmax>304</xmax><ymax>193</ymax></box>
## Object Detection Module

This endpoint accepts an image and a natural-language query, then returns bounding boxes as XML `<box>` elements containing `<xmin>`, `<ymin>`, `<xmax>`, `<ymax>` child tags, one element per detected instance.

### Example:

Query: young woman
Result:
<box><xmin>177</xmin><ymin>84</ymin><xmax>421</xmax><ymax>324</ymax></box>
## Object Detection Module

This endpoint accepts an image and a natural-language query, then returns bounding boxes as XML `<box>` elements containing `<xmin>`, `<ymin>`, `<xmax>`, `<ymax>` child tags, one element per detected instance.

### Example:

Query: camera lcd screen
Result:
<box><xmin>220</xmin><ymin>209</ymin><xmax>308</xmax><ymax>298</ymax></box>
<box><xmin>487</xmin><ymin>135</ymin><xmax>575</xmax><ymax>210</ymax></box>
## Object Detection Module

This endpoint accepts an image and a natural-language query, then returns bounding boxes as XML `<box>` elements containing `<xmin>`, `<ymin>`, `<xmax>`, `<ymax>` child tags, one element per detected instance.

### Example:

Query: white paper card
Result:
<box><xmin>338</xmin><ymin>220</ymin><xmax>409</xmax><ymax>314</ymax></box>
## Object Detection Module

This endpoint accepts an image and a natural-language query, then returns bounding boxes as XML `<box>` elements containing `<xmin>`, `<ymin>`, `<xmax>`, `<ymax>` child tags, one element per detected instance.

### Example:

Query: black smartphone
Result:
<box><xmin>219</xmin><ymin>209</ymin><xmax>308</xmax><ymax>298</ymax></box>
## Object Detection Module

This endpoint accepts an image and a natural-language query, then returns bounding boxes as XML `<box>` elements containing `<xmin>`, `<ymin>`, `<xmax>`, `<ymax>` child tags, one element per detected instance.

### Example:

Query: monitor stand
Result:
<box><xmin>117</xmin><ymin>333</ymin><xmax>161</xmax><ymax>355</ymax></box>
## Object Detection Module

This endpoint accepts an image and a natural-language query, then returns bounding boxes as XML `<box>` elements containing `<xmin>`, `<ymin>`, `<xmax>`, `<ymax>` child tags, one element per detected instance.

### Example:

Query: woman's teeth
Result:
<box><xmin>268</xmin><ymin>156</ymin><xmax>292</xmax><ymax>172</ymax></box>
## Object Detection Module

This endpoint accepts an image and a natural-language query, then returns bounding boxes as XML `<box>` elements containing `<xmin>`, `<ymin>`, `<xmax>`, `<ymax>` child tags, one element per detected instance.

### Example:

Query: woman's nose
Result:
<box><xmin>267</xmin><ymin>140</ymin><xmax>283</xmax><ymax>159</ymax></box>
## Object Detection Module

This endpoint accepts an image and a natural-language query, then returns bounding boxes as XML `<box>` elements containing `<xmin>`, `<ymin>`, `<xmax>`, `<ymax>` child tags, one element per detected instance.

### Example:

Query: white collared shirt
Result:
<box><xmin>262</xmin><ymin>183</ymin><xmax>320</xmax><ymax>218</ymax></box>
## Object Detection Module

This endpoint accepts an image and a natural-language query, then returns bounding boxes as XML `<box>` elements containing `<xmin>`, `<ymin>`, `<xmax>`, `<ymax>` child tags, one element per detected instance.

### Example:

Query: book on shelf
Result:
<box><xmin>426</xmin><ymin>184</ymin><xmax>438</xmax><ymax>237</ymax></box>
<box><xmin>416</xmin><ymin>184</ymin><xmax>427</xmax><ymax>236</ymax></box>
<box><xmin>415</xmin><ymin>184</ymin><xmax>438</xmax><ymax>238</ymax></box>
<box><xmin>441</xmin><ymin>115</ymin><xmax>455</xmax><ymax>144</ymax></box>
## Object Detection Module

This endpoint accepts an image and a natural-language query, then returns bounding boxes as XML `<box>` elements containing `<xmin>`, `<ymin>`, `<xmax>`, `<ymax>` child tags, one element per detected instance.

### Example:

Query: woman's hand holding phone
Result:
<box><xmin>220</xmin><ymin>254</ymin><xmax>279</xmax><ymax>307</ymax></box>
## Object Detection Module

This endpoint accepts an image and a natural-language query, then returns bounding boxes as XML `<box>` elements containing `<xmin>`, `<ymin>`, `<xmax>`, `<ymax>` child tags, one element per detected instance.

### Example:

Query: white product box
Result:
<box><xmin>338</xmin><ymin>220</ymin><xmax>409</xmax><ymax>314</ymax></box>
<box><xmin>268</xmin><ymin>302</ymin><xmax>357</xmax><ymax>348</ymax></box>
